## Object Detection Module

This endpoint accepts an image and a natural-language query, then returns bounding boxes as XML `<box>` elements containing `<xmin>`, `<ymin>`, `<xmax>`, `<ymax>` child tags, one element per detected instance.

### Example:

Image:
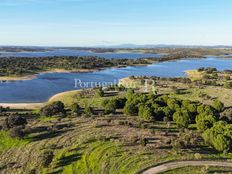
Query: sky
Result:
<box><xmin>0</xmin><ymin>0</ymin><xmax>232</xmax><ymax>46</ymax></box>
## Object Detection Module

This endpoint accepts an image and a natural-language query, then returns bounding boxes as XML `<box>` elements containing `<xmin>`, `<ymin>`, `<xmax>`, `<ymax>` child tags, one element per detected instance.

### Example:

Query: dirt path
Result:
<box><xmin>142</xmin><ymin>161</ymin><xmax>232</xmax><ymax>174</ymax></box>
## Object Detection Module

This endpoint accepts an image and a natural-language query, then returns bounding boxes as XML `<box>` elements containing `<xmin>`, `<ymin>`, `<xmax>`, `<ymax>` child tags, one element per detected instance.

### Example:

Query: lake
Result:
<box><xmin>0</xmin><ymin>49</ymin><xmax>161</xmax><ymax>59</ymax></box>
<box><xmin>0</xmin><ymin>57</ymin><xmax>231</xmax><ymax>103</ymax></box>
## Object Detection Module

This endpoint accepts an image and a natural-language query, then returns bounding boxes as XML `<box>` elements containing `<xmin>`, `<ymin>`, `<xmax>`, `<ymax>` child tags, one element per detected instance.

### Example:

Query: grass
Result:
<box><xmin>162</xmin><ymin>166</ymin><xmax>232</xmax><ymax>174</ymax></box>
<box><xmin>49</xmin><ymin>89</ymin><xmax>125</xmax><ymax>108</ymax></box>
<box><xmin>172</xmin><ymin>86</ymin><xmax>232</xmax><ymax>107</ymax></box>
<box><xmin>0</xmin><ymin>131</ymin><xmax>29</xmax><ymax>153</ymax></box>
<box><xmin>38</xmin><ymin>116</ymin><xmax>57</xmax><ymax>122</ymax></box>
<box><xmin>185</xmin><ymin>70</ymin><xmax>203</xmax><ymax>81</ymax></box>
<box><xmin>1</xmin><ymin>116</ymin><xmax>232</xmax><ymax>174</ymax></box>
<box><xmin>45</xmin><ymin>139</ymin><xmax>181</xmax><ymax>174</ymax></box>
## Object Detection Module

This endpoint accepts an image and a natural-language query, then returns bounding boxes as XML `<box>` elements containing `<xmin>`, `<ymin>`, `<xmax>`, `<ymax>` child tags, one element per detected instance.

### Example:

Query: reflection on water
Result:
<box><xmin>0</xmin><ymin>57</ymin><xmax>232</xmax><ymax>103</ymax></box>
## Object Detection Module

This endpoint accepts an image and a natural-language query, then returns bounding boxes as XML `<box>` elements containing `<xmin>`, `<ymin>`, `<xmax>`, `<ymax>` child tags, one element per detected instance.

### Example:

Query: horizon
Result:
<box><xmin>0</xmin><ymin>0</ymin><xmax>232</xmax><ymax>46</ymax></box>
<box><xmin>1</xmin><ymin>44</ymin><xmax>232</xmax><ymax>48</ymax></box>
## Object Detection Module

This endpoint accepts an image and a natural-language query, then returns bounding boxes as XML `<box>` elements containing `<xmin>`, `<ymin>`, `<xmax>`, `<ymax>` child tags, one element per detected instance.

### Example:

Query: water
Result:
<box><xmin>0</xmin><ymin>49</ymin><xmax>161</xmax><ymax>59</ymax></box>
<box><xmin>0</xmin><ymin>57</ymin><xmax>231</xmax><ymax>103</ymax></box>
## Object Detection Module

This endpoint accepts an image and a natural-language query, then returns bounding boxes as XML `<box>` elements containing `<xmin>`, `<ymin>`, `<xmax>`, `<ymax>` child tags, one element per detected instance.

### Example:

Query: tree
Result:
<box><xmin>196</xmin><ymin>113</ymin><xmax>216</xmax><ymax>132</ymax></box>
<box><xmin>123</xmin><ymin>101</ymin><xmax>138</xmax><ymax>116</ymax></box>
<box><xmin>197</xmin><ymin>105</ymin><xmax>215</xmax><ymax>115</ymax></box>
<box><xmin>40</xmin><ymin>101</ymin><xmax>66</xmax><ymax>117</ymax></box>
<box><xmin>9</xmin><ymin>127</ymin><xmax>25</xmax><ymax>139</ymax></box>
<box><xmin>167</xmin><ymin>98</ymin><xmax>180</xmax><ymax>111</ymax></box>
<box><xmin>212</xmin><ymin>100</ymin><xmax>224</xmax><ymax>112</ymax></box>
<box><xmin>202</xmin><ymin>121</ymin><xmax>232</xmax><ymax>152</ymax></box>
<box><xmin>3</xmin><ymin>115</ymin><xmax>27</xmax><ymax>130</ymax></box>
<box><xmin>138</xmin><ymin>105</ymin><xmax>153</xmax><ymax>121</ymax></box>
<box><xmin>84</xmin><ymin>106</ymin><xmax>93</xmax><ymax>117</ymax></box>
<box><xmin>104</xmin><ymin>100</ymin><xmax>117</xmax><ymax>114</ymax></box>
<box><xmin>114</xmin><ymin>97</ymin><xmax>127</xmax><ymax>109</ymax></box>
<box><xmin>70</xmin><ymin>103</ymin><xmax>81</xmax><ymax>116</ymax></box>
<box><xmin>213</xmin><ymin>134</ymin><xmax>230</xmax><ymax>152</ymax></box>
<box><xmin>95</xmin><ymin>87</ymin><xmax>104</xmax><ymax>97</ymax></box>
<box><xmin>155</xmin><ymin>106</ymin><xmax>173</xmax><ymax>121</ymax></box>
<box><xmin>173</xmin><ymin>110</ymin><xmax>191</xmax><ymax>128</ymax></box>
<box><xmin>126</xmin><ymin>89</ymin><xmax>135</xmax><ymax>100</ymax></box>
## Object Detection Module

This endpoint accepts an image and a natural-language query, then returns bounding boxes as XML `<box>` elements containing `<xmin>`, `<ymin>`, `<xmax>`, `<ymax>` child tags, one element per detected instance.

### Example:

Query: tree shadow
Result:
<box><xmin>55</xmin><ymin>153</ymin><xmax>82</xmax><ymax>168</ymax></box>
<box><xmin>29</xmin><ymin>129</ymin><xmax>69</xmax><ymax>142</ymax></box>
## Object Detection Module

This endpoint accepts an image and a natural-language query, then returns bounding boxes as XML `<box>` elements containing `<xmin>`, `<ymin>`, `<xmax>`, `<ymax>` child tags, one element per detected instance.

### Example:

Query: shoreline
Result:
<box><xmin>0</xmin><ymin>68</ymin><xmax>102</xmax><ymax>81</ymax></box>
<box><xmin>0</xmin><ymin>57</ymin><xmax>202</xmax><ymax>81</ymax></box>
<box><xmin>0</xmin><ymin>63</ymin><xmax>151</xmax><ymax>81</ymax></box>
<box><xmin>0</xmin><ymin>89</ymin><xmax>82</xmax><ymax>110</ymax></box>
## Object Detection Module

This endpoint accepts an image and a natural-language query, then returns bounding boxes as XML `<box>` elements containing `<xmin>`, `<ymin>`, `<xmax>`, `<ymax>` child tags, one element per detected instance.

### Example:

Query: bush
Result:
<box><xmin>123</xmin><ymin>102</ymin><xmax>138</xmax><ymax>116</ymax></box>
<box><xmin>40</xmin><ymin>101</ymin><xmax>66</xmax><ymax>116</ymax></box>
<box><xmin>0</xmin><ymin>106</ymin><xmax>10</xmax><ymax>113</ymax></box>
<box><xmin>212</xmin><ymin>100</ymin><xmax>224</xmax><ymax>112</ymax></box>
<box><xmin>95</xmin><ymin>87</ymin><xmax>104</xmax><ymax>97</ymax></box>
<box><xmin>140</xmin><ymin>137</ymin><xmax>149</xmax><ymax>146</ymax></box>
<box><xmin>225</xmin><ymin>76</ymin><xmax>231</xmax><ymax>80</ymax></box>
<box><xmin>9</xmin><ymin>127</ymin><xmax>25</xmax><ymax>139</ymax></box>
<box><xmin>70</xmin><ymin>103</ymin><xmax>81</xmax><ymax>116</ymax></box>
<box><xmin>224</xmin><ymin>82</ymin><xmax>232</xmax><ymax>89</ymax></box>
<box><xmin>126</xmin><ymin>89</ymin><xmax>135</xmax><ymax>100</ymax></box>
<box><xmin>40</xmin><ymin>150</ymin><xmax>54</xmax><ymax>167</ymax></box>
<box><xmin>3</xmin><ymin>115</ymin><xmax>27</xmax><ymax>130</ymax></box>
<box><xmin>84</xmin><ymin>106</ymin><xmax>94</xmax><ymax>117</ymax></box>
<box><xmin>104</xmin><ymin>100</ymin><xmax>117</xmax><ymax>114</ymax></box>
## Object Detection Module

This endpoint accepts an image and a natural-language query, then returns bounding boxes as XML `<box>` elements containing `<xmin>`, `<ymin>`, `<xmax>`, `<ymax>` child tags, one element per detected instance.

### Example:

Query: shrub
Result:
<box><xmin>123</xmin><ymin>102</ymin><xmax>138</xmax><ymax>116</ymax></box>
<box><xmin>225</xmin><ymin>76</ymin><xmax>231</xmax><ymax>80</ymax></box>
<box><xmin>140</xmin><ymin>137</ymin><xmax>149</xmax><ymax>146</ymax></box>
<box><xmin>104</xmin><ymin>100</ymin><xmax>117</xmax><ymax>114</ymax></box>
<box><xmin>224</xmin><ymin>82</ymin><xmax>232</xmax><ymax>89</ymax></box>
<box><xmin>70</xmin><ymin>103</ymin><xmax>81</xmax><ymax>116</ymax></box>
<box><xmin>40</xmin><ymin>101</ymin><xmax>66</xmax><ymax>116</ymax></box>
<box><xmin>95</xmin><ymin>87</ymin><xmax>104</xmax><ymax>97</ymax></box>
<box><xmin>0</xmin><ymin>106</ymin><xmax>10</xmax><ymax>113</ymax></box>
<box><xmin>84</xmin><ymin>106</ymin><xmax>94</xmax><ymax>117</ymax></box>
<box><xmin>9</xmin><ymin>127</ymin><xmax>25</xmax><ymax>139</ymax></box>
<box><xmin>126</xmin><ymin>89</ymin><xmax>135</xmax><ymax>100</ymax></box>
<box><xmin>212</xmin><ymin>100</ymin><xmax>224</xmax><ymax>112</ymax></box>
<box><xmin>3</xmin><ymin>115</ymin><xmax>27</xmax><ymax>130</ymax></box>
